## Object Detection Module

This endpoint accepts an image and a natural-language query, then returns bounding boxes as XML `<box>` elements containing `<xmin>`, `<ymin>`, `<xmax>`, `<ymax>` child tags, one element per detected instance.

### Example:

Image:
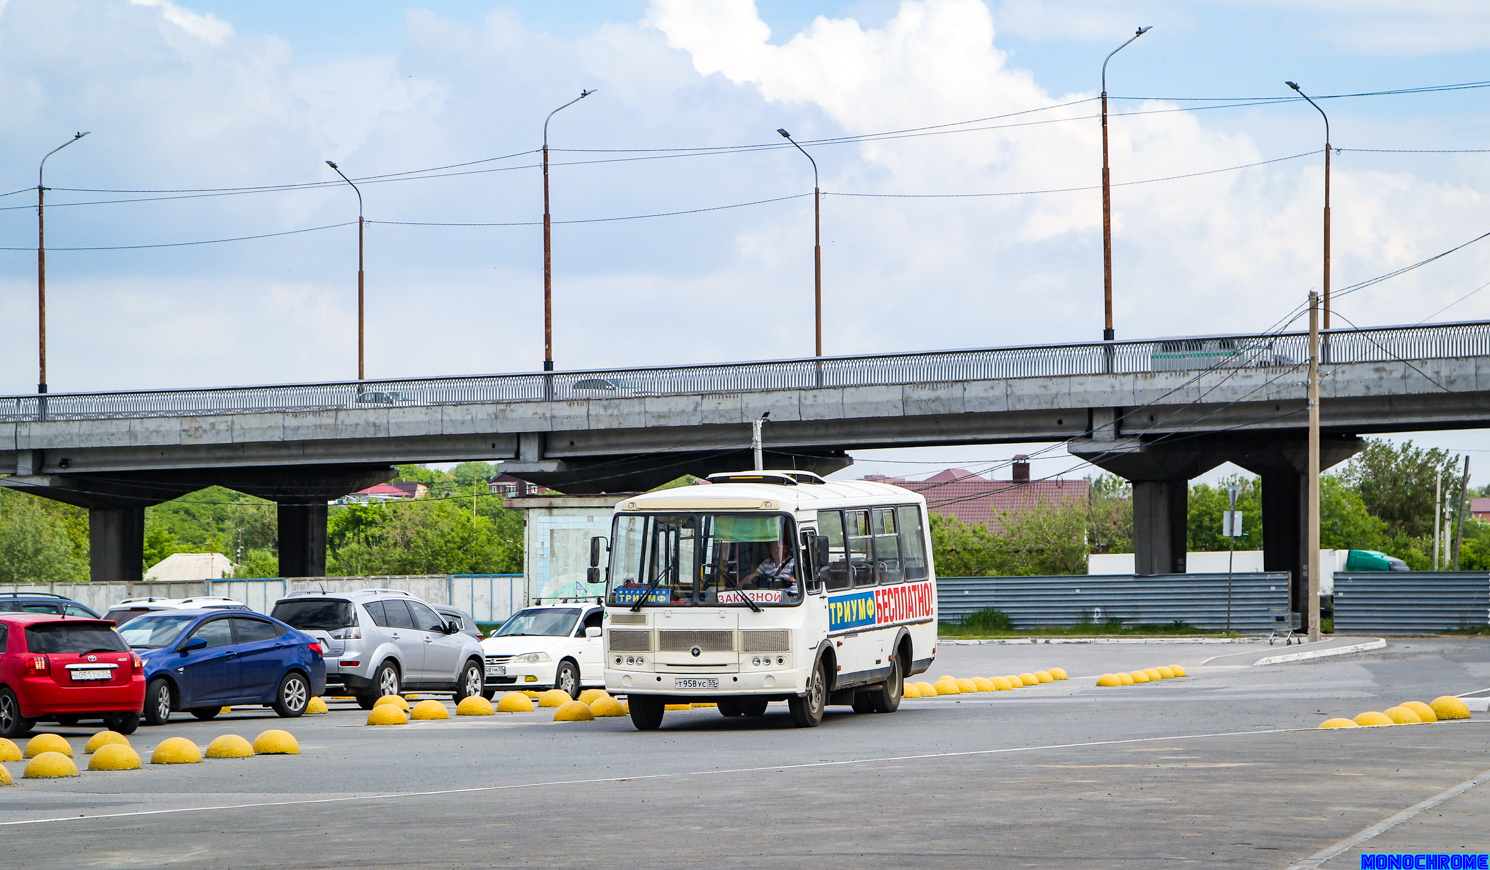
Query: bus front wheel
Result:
<box><xmin>629</xmin><ymin>695</ymin><xmax>665</xmax><ymax>731</ymax></box>
<box><xmin>789</xmin><ymin>659</ymin><xmax>827</xmax><ymax>728</ymax></box>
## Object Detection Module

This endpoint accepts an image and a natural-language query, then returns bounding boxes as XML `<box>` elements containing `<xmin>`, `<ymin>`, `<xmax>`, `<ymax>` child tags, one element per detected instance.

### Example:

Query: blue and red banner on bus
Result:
<box><xmin>828</xmin><ymin>581</ymin><xmax>934</xmax><ymax>632</ymax></box>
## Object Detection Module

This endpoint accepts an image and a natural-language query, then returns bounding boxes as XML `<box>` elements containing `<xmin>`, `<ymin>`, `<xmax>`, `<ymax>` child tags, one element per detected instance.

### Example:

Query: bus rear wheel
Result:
<box><xmin>629</xmin><ymin>695</ymin><xmax>665</xmax><ymax>731</ymax></box>
<box><xmin>788</xmin><ymin>659</ymin><xmax>827</xmax><ymax>728</ymax></box>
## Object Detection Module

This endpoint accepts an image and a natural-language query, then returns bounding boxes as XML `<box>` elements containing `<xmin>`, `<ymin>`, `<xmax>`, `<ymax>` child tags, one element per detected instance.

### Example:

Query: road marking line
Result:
<box><xmin>1283</xmin><ymin>766</ymin><xmax>1490</xmax><ymax>869</ymax></box>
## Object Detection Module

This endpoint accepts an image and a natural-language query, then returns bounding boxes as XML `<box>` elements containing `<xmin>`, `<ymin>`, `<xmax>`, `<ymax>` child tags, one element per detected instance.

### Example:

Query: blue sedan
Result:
<box><xmin>118</xmin><ymin>609</ymin><xmax>327</xmax><ymax>725</ymax></box>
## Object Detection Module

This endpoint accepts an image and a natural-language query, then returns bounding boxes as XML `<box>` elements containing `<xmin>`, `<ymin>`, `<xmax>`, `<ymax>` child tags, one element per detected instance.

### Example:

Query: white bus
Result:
<box><xmin>590</xmin><ymin>470</ymin><xmax>938</xmax><ymax>730</ymax></box>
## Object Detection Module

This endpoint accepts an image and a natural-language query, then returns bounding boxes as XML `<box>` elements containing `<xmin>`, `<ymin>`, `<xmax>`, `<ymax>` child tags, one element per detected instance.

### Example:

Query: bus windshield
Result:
<box><xmin>608</xmin><ymin>513</ymin><xmax>803</xmax><ymax>608</ymax></box>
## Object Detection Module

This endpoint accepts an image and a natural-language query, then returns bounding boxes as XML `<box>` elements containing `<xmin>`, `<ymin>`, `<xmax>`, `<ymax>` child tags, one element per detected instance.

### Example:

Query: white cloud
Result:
<box><xmin>129</xmin><ymin>0</ymin><xmax>233</xmax><ymax>45</ymax></box>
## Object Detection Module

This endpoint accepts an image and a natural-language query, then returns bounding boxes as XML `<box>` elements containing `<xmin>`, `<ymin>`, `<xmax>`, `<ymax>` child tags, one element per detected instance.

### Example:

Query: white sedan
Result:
<box><xmin>480</xmin><ymin>604</ymin><xmax>604</xmax><ymax>699</ymax></box>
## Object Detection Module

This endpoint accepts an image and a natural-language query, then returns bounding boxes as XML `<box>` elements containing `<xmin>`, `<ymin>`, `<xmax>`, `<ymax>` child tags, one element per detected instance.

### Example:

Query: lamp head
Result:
<box><xmin>580</xmin><ymin>88</ymin><xmax>595</xmax><ymax>98</ymax></box>
<box><xmin>777</xmin><ymin>128</ymin><xmax>791</xmax><ymax>139</ymax></box>
<box><xmin>325</xmin><ymin>160</ymin><xmax>339</xmax><ymax>169</ymax></box>
<box><xmin>1136</xmin><ymin>26</ymin><xmax>1151</xmax><ymax>35</ymax></box>
<box><xmin>1286</xmin><ymin>81</ymin><xmax>1301</xmax><ymax>92</ymax></box>
<box><xmin>74</xmin><ymin>131</ymin><xmax>89</xmax><ymax>140</ymax></box>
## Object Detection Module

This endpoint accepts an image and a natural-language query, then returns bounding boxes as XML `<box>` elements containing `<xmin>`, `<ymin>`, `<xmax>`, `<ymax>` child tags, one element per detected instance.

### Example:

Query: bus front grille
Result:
<box><xmin>608</xmin><ymin>612</ymin><xmax>647</xmax><ymax>625</ymax></box>
<box><xmin>657</xmin><ymin>630</ymin><xmax>735</xmax><ymax>653</ymax></box>
<box><xmin>741</xmin><ymin>630</ymin><xmax>790</xmax><ymax>653</ymax></box>
<box><xmin>607</xmin><ymin>630</ymin><xmax>652</xmax><ymax>652</ymax></box>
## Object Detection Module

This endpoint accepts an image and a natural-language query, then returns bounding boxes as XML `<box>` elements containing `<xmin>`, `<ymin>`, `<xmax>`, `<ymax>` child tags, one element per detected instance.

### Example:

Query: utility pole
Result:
<box><xmin>1307</xmin><ymin>290</ymin><xmax>1322</xmax><ymax>642</ymax></box>
<box><xmin>751</xmin><ymin>412</ymin><xmax>769</xmax><ymax>471</ymax></box>
<box><xmin>778</xmin><ymin>129</ymin><xmax>823</xmax><ymax>357</ymax></box>
<box><xmin>1100</xmin><ymin>27</ymin><xmax>1151</xmax><ymax>345</ymax></box>
<box><xmin>325</xmin><ymin>161</ymin><xmax>365</xmax><ymax>380</ymax></box>
<box><xmin>542</xmin><ymin>89</ymin><xmax>596</xmax><ymax>374</ymax></box>
<box><xmin>1434</xmin><ymin>474</ymin><xmax>1442</xmax><ymax>571</ymax></box>
<box><xmin>1453</xmin><ymin>456</ymin><xmax>1470</xmax><ymax>570</ymax></box>
<box><xmin>37</xmin><ymin>131</ymin><xmax>90</xmax><ymax>396</ymax></box>
<box><xmin>1225</xmin><ymin>484</ymin><xmax>1242</xmax><ymax>632</ymax></box>
<box><xmin>1287</xmin><ymin>82</ymin><xmax>1332</xmax><ymax>329</ymax></box>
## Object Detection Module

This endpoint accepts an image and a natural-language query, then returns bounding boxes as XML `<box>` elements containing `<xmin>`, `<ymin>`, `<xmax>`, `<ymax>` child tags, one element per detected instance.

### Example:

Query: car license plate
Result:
<box><xmin>71</xmin><ymin>669</ymin><xmax>111</xmax><ymax>681</ymax></box>
<box><xmin>485</xmin><ymin>665</ymin><xmax>506</xmax><ymax>677</ymax></box>
<box><xmin>676</xmin><ymin>678</ymin><xmax>718</xmax><ymax>690</ymax></box>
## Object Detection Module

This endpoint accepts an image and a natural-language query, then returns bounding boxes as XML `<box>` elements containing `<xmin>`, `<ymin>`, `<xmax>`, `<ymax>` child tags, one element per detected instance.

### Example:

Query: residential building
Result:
<box><xmin>862</xmin><ymin>456</ymin><xmax>1089</xmax><ymax>531</ymax></box>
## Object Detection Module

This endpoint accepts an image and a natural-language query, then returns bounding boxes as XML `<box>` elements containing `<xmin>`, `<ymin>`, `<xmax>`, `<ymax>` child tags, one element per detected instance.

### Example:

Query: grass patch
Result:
<box><xmin>1443</xmin><ymin>624</ymin><xmax>1490</xmax><ymax>635</ymax></box>
<box><xmin>942</xmin><ymin>608</ymin><xmax>1239</xmax><ymax>638</ymax></box>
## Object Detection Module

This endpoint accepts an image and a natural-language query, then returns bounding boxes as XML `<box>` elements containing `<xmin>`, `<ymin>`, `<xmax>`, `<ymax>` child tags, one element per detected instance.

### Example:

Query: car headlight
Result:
<box><xmin>513</xmin><ymin>652</ymin><xmax>551</xmax><ymax>664</ymax></box>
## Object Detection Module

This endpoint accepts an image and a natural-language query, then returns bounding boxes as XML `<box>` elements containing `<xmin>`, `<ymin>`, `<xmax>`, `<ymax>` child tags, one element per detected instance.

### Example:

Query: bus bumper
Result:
<box><xmin>606</xmin><ymin>669</ymin><xmax>806</xmax><ymax>696</ymax></box>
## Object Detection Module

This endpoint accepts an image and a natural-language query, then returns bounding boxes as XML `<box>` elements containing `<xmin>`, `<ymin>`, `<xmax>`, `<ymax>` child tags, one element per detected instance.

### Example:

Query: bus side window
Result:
<box><xmin>872</xmin><ymin>508</ymin><xmax>902</xmax><ymax>585</ymax></box>
<box><xmin>897</xmin><ymin>505</ymin><xmax>928</xmax><ymax>580</ymax></box>
<box><xmin>847</xmin><ymin>510</ymin><xmax>874</xmax><ymax>588</ymax></box>
<box><xmin>818</xmin><ymin>511</ymin><xmax>851</xmax><ymax>592</ymax></box>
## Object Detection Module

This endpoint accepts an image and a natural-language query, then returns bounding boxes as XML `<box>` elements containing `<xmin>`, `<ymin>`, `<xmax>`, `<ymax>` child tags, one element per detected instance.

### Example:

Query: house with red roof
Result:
<box><xmin>863</xmin><ymin>456</ymin><xmax>1088</xmax><ymax>531</ymax></box>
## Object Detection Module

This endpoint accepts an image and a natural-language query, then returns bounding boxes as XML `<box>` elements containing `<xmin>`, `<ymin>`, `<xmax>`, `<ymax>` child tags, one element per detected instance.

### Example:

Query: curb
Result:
<box><xmin>940</xmin><ymin>637</ymin><xmax>1267</xmax><ymax>646</ymax></box>
<box><xmin>1251</xmin><ymin>638</ymin><xmax>1385</xmax><ymax>666</ymax></box>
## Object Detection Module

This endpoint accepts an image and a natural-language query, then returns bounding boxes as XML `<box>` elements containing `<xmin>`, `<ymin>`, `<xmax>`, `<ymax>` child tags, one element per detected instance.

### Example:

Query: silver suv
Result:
<box><xmin>270</xmin><ymin>589</ymin><xmax>485</xmax><ymax>709</ymax></box>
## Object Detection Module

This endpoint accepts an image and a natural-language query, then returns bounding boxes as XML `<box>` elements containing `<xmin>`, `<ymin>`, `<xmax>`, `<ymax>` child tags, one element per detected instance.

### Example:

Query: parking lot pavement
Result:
<box><xmin>2</xmin><ymin>637</ymin><xmax>1487</xmax><ymax>868</ymax></box>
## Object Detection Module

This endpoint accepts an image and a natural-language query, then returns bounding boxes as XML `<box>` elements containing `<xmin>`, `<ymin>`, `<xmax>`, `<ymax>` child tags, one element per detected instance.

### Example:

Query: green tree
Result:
<box><xmin>1338</xmin><ymin>439</ymin><xmax>1460</xmax><ymax>541</ymax></box>
<box><xmin>234</xmin><ymin>550</ymin><xmax>280</xmax><ymax>579</ymax></box>
<box><xmin>1319</xmin><ymin>475</ymin><xmax>1390</xmax><ymax>551</ymax></box>
<box><xmin>0</xmin><ymin>491</ymin><xmax>87</xmax><ymax>584</ymax></box>
<box><xmin>328</xmin><ymin>499</ymin><xmax>523</xmax><ymax>576</ymax></box>
<box><xmin>930</xmin><ymin>500</ymin><xmax>1089</xmax><ymax>577</ymax></box>
<box><xmin>1086</xmin><ymin>475</ymin><xmax>1133</xmax><ymax>555</ymax></box>
<box><xmin>1188</xmin><ymin>476</ymin><xmax>1263</xmax><ymax>551</ymax></box>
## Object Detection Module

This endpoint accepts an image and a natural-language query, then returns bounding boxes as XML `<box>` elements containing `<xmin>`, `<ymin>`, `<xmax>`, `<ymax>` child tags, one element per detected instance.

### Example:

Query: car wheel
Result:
<box><xmin>453</xmin><ymin>660</ymin><xmax>484</xmax><ymax>703</ymax></box>
<box><xmin>788</xmin><ymin>657</ymin><xmax>827</xmax><ymax>728</ymax></box>
<box><xmin>867</xmin><ymin>654</ymin><xmax>903</xmax><ymax>714</ymax></box>
<box><xmin>0</xmin><ymin>687</ymin><xmax>35</xmax><ymax>739</ymax></box>
<box><xmin>373</xmin><ymin>661</ymin><xmax>400</xmax><ymax>698</ymax></box>
<box><xmin>272</xmin><ymin>672</ymin><xmax>310</xmax><ymax>718</ymax></box>
<box><xmin>144</xmin><ymin>678</ymin><xmax>173</xmax><ymax>726</ymax></box>
<box><xmin>54</xmin><ymin>715</ymin><xmax>81</xmax><ymax>727</ymax></box>
<box><xmin>555</xmin><ymin>661</ymin><xmax>580</xmax><ymax>699</ymax></box>
<box><xmin>189</xmin><ymin>707</ymin><xmax>221</xmax><ymax>721</ymax></box>
<box><xmin>628</xmin><ymin>695</ymin><xmax>665</xmax><ymax>731</ymax></box>
<box><xmin>105</xmin><ymin>713</ymin><xmax>141</xmax><ymax>735</ymax></box>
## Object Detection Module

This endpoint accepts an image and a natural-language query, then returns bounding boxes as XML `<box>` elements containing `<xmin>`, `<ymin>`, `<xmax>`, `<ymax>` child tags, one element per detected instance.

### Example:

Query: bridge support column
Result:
<box><xmin>89</xmin><ymin>506</ymin><xmax>145</xmax><ymax>584</ymax></box>
<box><xmin>278</xmin><ymin>503</ymin><xmax>328</xmax><ymax>578</ymax></box>
<box><xmin>1132</xmin><ymin>480</ymin><xmax>1189</xmax><ymax>575</ymax></box>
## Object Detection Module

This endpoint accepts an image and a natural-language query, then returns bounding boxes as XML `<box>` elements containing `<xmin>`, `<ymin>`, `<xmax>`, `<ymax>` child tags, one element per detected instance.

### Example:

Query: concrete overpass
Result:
<box><xmin>4</xmin><ymin>320</ymin><xmax>1489</xmax><ymax>607</ymax></box>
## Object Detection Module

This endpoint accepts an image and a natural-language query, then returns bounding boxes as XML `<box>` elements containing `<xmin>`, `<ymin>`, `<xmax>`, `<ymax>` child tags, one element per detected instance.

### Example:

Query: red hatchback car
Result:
<box><xmin>0</xmin><ymin>613</ymin><xmax>145</xmax><ymax>738</ymax></box>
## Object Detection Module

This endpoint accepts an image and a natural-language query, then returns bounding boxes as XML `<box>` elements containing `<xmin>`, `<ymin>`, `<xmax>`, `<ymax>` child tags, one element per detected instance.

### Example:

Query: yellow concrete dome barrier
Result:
<box><xmin>955</xmin><ymin>678</ymin><xmax>978</xmax><ymax>693</ymax></box>
<box><xmin>366</xmin><ymin>705</ymin><xmax>409</xmax><ymax>726</ymax></box>
<box><xmin>916</xmin><ymin>681</ymin><xmax>937</xmax><ymax>696</ymax></box>
<box><xmin>85</xmin><ymin>731</ymin><xmax>129</xmax><ymax>754</ymax></box>
<box><xmin>496</xmin><ymin>692</ymin><xmax>535</xmax><ymax>713</ymax></box>
<box><xmin>938</xmin><ymin>675</ymin><xmax>956</xmax><ymax>682</ymax></box>
<box><xmin>591</xmin><ymin>696</ymin><xmax>627</xmax><ymax>717</ymax></box>
<box><xmin>1017</xmin><ymin>673</ymin><xmax>1039</xmax><ymax>686</ymax></box>
<box><xmin>0</xmin><ymin>737</ymin><xmax>21</xmax><ymax>762</ymax></box>
<box><xmin>456</xmin><ymin>696</ymin><xmax>495</xmax><ymax>716</ymax></box>
<box><xmin>205</xmin><ymin>735</ymin><xmax>255</xmax><ymax>759</ymax></box>
<box><xmin>1399</xmin><ymin>701</ymin><xmax>1437</xmax><ymax>723</ymax></box>
<box><xmin>1319</xmin><ymin>718</ymin><xmax>1359</xmax><ymax>729</ymax></box>
<box><xmin>692</xmin><ymin>702</ymin><xmax>717</xmax><ymax>708</ymax></box>
<box><xmin>306</xmin><ymin>697</ymin><xmax>329</xmax><ymax>715</ymax></box>
<box><xmin>1033</xmin><ymin>671</ymin><xmax>1052</xmax><ymax>683</ymax></box>
<box><xmin>1096</xmin><ymin>674</ymin><xmax>1122</xmax><ymax>687</ymax></box>
<box><xmin>664</xmin><ymin>703</ymin><xmax>693</xmax><ymax>711</ymax></box>
<box><xmin>539</xmin><ymin>689</ymin><xmax>572</xmax><ymax>708</ymax></box>
<box><xmin>1117</xmin><ymin>672</ymin><xmax>1135</xmax><ymax>685</ymax></box>
<box><xmin>1168</xmin><ymin>664</ymin><xmax>1187</xmax><ymax>677</ymax></box>
<box><xmin>1129</xmin><ymin>670</ymin><xmax>1150</xmax><ymax>684</ymax></box>
<box><xmin>151</xmin><ymin>737</ymin><xmax>203</xmax><ymax>764</ymax></box>
<box><xmin>253</xmin><ymin>730</ymin><xmax>300</xmax><ymax>755</ymax></box>
<box><xmin>902</xmin><ymin>682</ymin><xmax>922</xmax><ymax>699</ymax></box>
<box><xmin>972</xmin><ymin>677</ymin><xmax>997</xmax><ymax>692</ymax></box>
<box><xmin>1049</xmin><ymin>668</ymin><xmax>1068</xmax><ymax>681</ymax></box>
<box><xmin>1382</xmin><ymin>706</ymin><xmax>1423</xmax><ymax>725</ymax></box>
<box><xmin>1142</xmin><ymin>668</ymin><xmax>1164</xmax><ymax>681</ymax></box>
<box><xmin>0</xmin><ymin>764</ymin><xmax>10</xmax><ymax>785</ymax></box>
<box><xmin>934</xmin><ymin>679</ymin><xmax>960</xmax><ymax>695</ymax></box>
<box><xmin>1353</xmin><ymin>711</ymin><xmax>1394</xmax><ymax>727</ymax></box>
<box><xmin>88</xmin><ymin>743</ymin><xmax>142</xmax><ymax>771</ymax></box>
<box><xmin>374</xmin><ymin>695</ymin><xmax>409</xmax><ymax>712</ymax></box>
<box><xmin>1430</xmin><ymin>696</ymin><xmax>1472</xmax><ymax>720</ymax></box>
<box><xmin>990</xmin><ymin>676</ymin><xmax>1014</xmax><ymax>691</ymax></box>
<box><xmin>410</xmin><ymin>700</ymin><xmax>450</xmax><ymax>720</ymax></box>
<box><xmin>554</xmin><ymin>700</ymin><xmax>596</xmax><ymax>722</ymax></box>
<box><xmin>1156</xmin><ymin>666</ymin><xmax>1176</xmax><ymax>680</ymax></box>
<box><xmin>521</xmin><ymin>690</ymin><xmax>542</xmax><ymax>698</ymax></box>
<box><xmin>25</xmin><ymin>733</ymin><xmax>71</xmax><ymax>758</ymax></box>
<box><xmin>24</xmin><ymin>751</ymin><xmax>79</xmax><ymax>779</ymax></box>
<box><xmin>578</xmin><ymin>689</ymin><xmax>608</xmax><ymax>704</ymax></box>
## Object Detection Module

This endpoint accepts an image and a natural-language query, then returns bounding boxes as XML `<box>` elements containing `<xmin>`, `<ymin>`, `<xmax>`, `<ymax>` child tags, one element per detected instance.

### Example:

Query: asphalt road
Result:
<box><xmin>2</xmin><ymin>637</ymin><xmax>1487</xmax><ymax>869</ymax></box>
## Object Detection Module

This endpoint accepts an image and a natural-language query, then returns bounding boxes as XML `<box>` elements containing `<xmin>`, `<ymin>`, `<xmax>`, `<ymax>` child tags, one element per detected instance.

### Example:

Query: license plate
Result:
<box><xmin>71</xmin><ymin>669</ymin><xmax>111</xmax><ymax>681</ymax></box>
<box><xmin>675</xmin><ymin>678</ymin><xmax>718</xmax><ymax>689</ymax></box>
<box><xmin>485</xmin><ymin>665</ymin><xmax>506</xmax><ymax>677</ymax></box>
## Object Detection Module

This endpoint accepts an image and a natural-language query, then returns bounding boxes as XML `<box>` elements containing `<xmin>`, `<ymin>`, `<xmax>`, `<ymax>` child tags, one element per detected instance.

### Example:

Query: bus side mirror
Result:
<box><xmin>587</xmin><ymin>567</ymin><xmax>602</xmax><ymax>584</ymax></box>
<box><xmin>589</xmin><ymin>536</ymin><xmax>608</xmax><ymax>568</ymax></box>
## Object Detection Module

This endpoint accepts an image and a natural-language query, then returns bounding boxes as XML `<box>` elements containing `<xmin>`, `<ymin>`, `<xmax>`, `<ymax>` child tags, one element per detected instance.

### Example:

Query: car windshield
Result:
<box><xmin>24</xmin><ymin>623</ymin><xmax>129</xmax><ymax>654</ymax></box>
<box><xmin>118</xmin><ymin>614</ymin><xmax>199</xmax><ymax>649</ymax></box>
<box><xmin>272</xmin><ymin>600</ymin><xmax>355</xmax><ymax>631</ymax></box>
<box><xmin>493</xmin><ymin>609</ymin><xmax>579</xmax><ymax>638</ymax></box>
<box><xmin>607</xmin><ymin>513</ymin><xmax>803</xmax><ymax>607</ymax></box>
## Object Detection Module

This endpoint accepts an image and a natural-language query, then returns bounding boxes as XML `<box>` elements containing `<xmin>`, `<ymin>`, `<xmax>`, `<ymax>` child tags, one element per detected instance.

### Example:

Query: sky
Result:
<box><xmin>4</xmin><ymin>0</ymin><xmax>1490</xmax><ymax>486</ymax></box>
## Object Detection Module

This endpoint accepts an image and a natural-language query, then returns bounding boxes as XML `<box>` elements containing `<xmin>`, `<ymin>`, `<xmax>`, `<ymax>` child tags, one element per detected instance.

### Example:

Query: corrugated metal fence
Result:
<box><xmin>1332</xmin><ymin>572</ymin><xmax>1489</xmax><ymax>632</ymax></box>
<box><xmin>936</xmin><ymin>573</ymin><xmax>1292</xmax><ymax>632</ymax></box>
<box><xmin>0</xmin><ymin>575</ymin><xmax>525</xmax><ymax>624</ymax></box>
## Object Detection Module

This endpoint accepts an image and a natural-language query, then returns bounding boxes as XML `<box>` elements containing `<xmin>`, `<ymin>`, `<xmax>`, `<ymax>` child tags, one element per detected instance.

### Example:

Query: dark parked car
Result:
<box><xmin>0</xmin><ymin>592</ymin><xmax>101</xmax><ymax>618</ymax></box>
<box><xmin>0</xmin><ymin>613</ymin><xmax>145</xmax><ymax>738</ymax></box>
<box><xmin>117</xmin><ymin>609</ymin><xmax>326</xmax><ymax>726</ymax></box>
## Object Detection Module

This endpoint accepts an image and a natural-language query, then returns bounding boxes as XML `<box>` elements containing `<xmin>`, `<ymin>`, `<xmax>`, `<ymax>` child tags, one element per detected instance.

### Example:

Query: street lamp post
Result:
<box><xmin>325</xmin><ymin>161</ymin><xmax>365</xmax><ymax>381</ymax></box>
<box><xmin>37</xmin><ymin>131</ymin><xmax>90</xmax><ymax>395</ymax></box>
<box><xmin>1287</xmin><ymin>81</ymin><xmax>1331</xmax><ymax>329</ymax></box>
<box><xmin>777</xmin><ymin>129</ymin><xmax>822</xmax><ymax>357</ymax></box>
<box><xmin>542</xmin><ymin>89</ymin><xmax>595</xmax><ymax>373</ymax></box>
<box><xmin>1100</xmin><ymin>27</ymin><xmax>1151</xmax><ymax>344</ymax></box>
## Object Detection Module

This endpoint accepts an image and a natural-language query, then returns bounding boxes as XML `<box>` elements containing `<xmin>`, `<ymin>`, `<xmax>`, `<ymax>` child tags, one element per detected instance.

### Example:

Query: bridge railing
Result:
<box><xmin>3</xmin><ymin>321</ymin><xmax>1487</xmax><ymax>423</ymax></box>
